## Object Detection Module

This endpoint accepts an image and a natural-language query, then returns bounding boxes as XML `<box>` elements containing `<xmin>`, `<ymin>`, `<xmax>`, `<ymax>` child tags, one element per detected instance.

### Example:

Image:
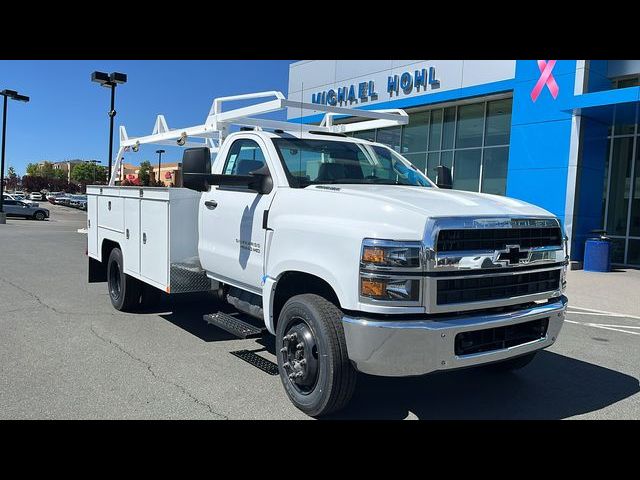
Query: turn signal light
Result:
<box><xmin>361</xmin><ymin>279</ymin><xmax>386</xmax><ymax>297</ymax></box>
<box><xmin>362</xmin><ymin>247</ymin><xmax>385</xmax><ymax>264</ymax></box>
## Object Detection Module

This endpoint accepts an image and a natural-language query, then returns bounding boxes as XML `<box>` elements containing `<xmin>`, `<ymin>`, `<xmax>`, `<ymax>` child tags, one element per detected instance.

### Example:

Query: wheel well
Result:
<box><xmin>272</xmin><ymin>271</ymin><xmax>340</xmax><ymax>330</ymax></box>
<box><xmin>101</xmin><ymin>239</ymin><xmax>120</xmax><ymax>264</ymax></box>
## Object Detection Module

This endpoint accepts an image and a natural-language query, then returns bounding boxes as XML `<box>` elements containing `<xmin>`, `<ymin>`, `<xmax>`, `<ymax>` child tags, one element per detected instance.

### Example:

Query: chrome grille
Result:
<box><xmin>424</xmin><ymin>217</ymin><xmax>566</xmax><ymax>313</ymax></box>
<box><xmin>437</xmin><ymin>269</ymin><xmax>561</xmax><ymax>305</ymax></box>
<box><xmin>436</xmin><ymin>226</ymin><xmax>562</xmax><ymax>252</ymax></box>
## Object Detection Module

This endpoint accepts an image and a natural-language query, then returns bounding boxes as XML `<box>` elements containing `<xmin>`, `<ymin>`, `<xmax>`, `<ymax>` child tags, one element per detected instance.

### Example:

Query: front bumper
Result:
<box><xmin>342</xmin><ymin>296</ymin><xmax>567</xmax><ymax>377</ymax></box>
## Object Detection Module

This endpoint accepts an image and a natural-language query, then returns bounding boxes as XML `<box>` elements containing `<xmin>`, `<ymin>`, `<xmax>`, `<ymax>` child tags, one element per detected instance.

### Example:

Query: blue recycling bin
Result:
<box><xmin>583</xmin><ymin>238</ymin><xmax>612</xmax><ymax>272</ymax></box>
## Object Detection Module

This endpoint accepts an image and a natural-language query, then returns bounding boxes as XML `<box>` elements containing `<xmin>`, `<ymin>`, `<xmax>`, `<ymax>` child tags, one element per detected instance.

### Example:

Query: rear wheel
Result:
<box><xmin>485</xmin><ymin>352</ymin><xmax>537</xmax><ymax>372</ymax></box>
<box><xmin>107</xmin><ymin>247</ymin><xmax>141</xmax><ymax>311</ymax></box>
<box><xmin>276</xmin><ymin>294</ymin><xmax>357</xmax><ymax>417</ymax></box>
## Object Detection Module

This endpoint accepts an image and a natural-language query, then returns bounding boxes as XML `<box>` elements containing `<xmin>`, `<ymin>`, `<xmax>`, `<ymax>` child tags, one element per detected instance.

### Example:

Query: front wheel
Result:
<box><xmin>276</xmin><ymin>294</ymin><xmax>357</xmax><ymax>417</ymax></box>
<box><xmin>107</xmin><ymin>247</ymin><xmax>141</xmax><ymax>312</ymax></box>
<box><xmin>33</xmin><ymin>211</ymin><xmax>46</xmax><ymax>221</ymax></box>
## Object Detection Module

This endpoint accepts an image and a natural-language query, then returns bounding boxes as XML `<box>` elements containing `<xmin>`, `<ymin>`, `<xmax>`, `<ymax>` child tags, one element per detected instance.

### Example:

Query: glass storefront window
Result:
<box><xmin>606</xmin><ymin>137</ymin><xmax>634</xmax><ymax>236</ymax></box>
<box><xmin>428</xmin><ymin>109</ymin><xmax>443</xmax><ymax>151</ymax></box>
<box><xmin>453</xmin><ymin>149</ymin><xmax>482</xmax><ymax>191</ymax></box>
<box><xmin>352</xmin><ymin>129</ymin><xmax>376</xmax><ymax>142</ymax></box>
<box><xmin>456</xmin><ymin>103</ymin><xmax>484</xmax><ymax>148</ymax></box>
<box><xmin>440</xmin><ymin>150</ymin><xmax>454</xmax><ymax>170</ymax></box>
<box><xmin>426</xmin><ymin>152</ymin><xmax>440</xmax><ymax>181</ymax></box>
<box><xmin>613</xmin><ymin>103</ymin><xmax>637</xmax><ymax>136</ymax></box>
<box><xmin>481</xmin><ymin>147</ymin><xmax>509</xmax><ymax>195</ymax></box>
<box><xmin>629</xmin><ymin>145</ymin><xmax>640</xmax><ymax>237</ymax></box>
<box><xmin>628</xmin><ymin>239</ymin><xmax>640</xmax><ymax>266</ymax></box>
<box><xmin>401</xmin><ymin>112</ymin><xmax>428</xmax><ymax>154</ymax></box>
<box><xmin>442</xmin><ymin>107</ymin><xmax>456</xmax><ymax>150</ymax></box>
<box><xmin>616</xmin><ymin>77</ymin><xmax>640</xmax><ymax>89</ymax></box>
<box><xmin>347</xmin><ymin>97</ymin><xmax>512</xmax><ymax>198</ymax></box>
<box><xmin>376</xmin><ymin>126</ymin><xmax>402</xmax><ymax>152</ymax></box>
<box><xmin>610</xmin><ymin>238</ymin><xmax>626</xmax><ymax>264</ymax></box>
<box><xmin>403</xmin><ymin>152</ymin><xmax>427</xmax><ymax>174</ymax></box>
<box><xmin>485</xmin><ymin>99</ymin><xmax>512</xmax><ymax>146</ymax></box>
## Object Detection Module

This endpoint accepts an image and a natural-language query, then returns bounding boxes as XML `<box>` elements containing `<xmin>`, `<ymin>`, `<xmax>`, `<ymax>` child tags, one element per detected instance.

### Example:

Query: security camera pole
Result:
<box><xmin>91</xmin><ymin>71</ymin><xmax>127</xmax><ymax>181</ymax></box>
<box><xmin>0</xmin><ymin>89</ymin><xmax>30</xmax><ymax>224</ymax></box>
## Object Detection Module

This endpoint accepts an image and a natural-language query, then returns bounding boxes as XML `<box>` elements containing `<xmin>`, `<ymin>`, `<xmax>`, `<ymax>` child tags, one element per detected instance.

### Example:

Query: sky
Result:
<box><xmin>0</xmin><ymin>60</ymin><xmax>294</xmax><ymax>175</ymax></box>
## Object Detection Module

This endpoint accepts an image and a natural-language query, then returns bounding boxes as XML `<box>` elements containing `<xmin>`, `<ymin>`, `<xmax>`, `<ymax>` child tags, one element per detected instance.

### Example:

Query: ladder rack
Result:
<box><xmin>109</xmin><ymin>90</ymin><xmax>408</xmax><ymax>185</ymax></box>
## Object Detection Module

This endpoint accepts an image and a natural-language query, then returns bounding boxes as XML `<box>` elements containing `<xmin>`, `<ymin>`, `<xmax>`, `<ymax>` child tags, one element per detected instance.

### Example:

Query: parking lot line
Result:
<box><xmin>565</xmin><ymin>318</ymin><xmax>640</xmax><ymax>336</ymax></box>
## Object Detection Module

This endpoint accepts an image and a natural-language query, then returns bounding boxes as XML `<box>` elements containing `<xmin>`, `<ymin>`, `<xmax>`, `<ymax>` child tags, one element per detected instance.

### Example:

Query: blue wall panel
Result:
<box><xmin>506</xmin><ymin>60</ymin><xmax>578</xmax><ymax>230</ymax></box>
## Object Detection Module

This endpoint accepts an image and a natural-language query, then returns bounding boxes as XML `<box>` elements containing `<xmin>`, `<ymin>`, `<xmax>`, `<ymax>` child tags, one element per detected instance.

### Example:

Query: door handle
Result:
<box><xmin>142</xmin><ymin>232</ymin><xmax>147</xmax><ymax>244</ymax></box>
<box><xmin>205</xmin><ymin>200</ymin><xmax>218</xmax><ymax>210</ymax></box>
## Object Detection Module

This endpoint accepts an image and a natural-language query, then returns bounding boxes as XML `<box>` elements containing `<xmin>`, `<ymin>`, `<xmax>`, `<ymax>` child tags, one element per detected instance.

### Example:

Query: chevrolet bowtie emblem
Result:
<box><xmin>496</xmin><ymin>245</ymin><xmax>530</xmax><ymax>265</ymax></box>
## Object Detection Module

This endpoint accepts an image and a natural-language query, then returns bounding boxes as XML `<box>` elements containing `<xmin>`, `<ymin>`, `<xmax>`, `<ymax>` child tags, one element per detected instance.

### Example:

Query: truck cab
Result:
<box><xmin>87</xmin><ymin>91</ymin><xmax>568</xmax><ymax>417</ymax></box>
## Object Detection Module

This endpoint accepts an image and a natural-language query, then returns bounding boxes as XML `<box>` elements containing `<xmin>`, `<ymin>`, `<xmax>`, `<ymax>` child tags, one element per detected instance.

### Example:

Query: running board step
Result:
<box><xmin>203</xmin><ymin>312</ymin><xmax>266</xmax><ymax>339</ymax></box>
<box><xmin>230</xmin><ymin>350</ymin><xmax>279</xmax><ymax>375</ymax></box>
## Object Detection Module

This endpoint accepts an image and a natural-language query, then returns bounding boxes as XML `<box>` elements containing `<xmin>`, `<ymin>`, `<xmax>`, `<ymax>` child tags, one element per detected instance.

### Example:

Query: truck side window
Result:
<box><xmin>223</xmin><ymin>139</ymin><xmax>267</xmax><ymax>176</ymax></box>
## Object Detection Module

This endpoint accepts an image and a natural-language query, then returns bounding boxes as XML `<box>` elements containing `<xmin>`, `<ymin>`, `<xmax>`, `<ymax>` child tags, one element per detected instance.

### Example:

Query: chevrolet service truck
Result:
<box><xmin>87</xmin><ymin>91</ymin><xmax>568</xmax><ymax>417</ymax></box>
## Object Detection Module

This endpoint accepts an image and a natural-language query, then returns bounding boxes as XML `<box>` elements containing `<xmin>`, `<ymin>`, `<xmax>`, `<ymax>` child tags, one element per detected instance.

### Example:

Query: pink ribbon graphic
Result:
<box><xmin>530</xmin><ymin>60</ymin><xmax>559</xmax><ymax>102</ymax></box>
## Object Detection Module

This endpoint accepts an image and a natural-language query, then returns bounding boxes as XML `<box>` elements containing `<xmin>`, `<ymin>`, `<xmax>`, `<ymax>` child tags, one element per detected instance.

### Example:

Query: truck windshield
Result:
<box><xmin>272</xmin><ymin>138</ymin><xmax>433</xmax><ymax>188</ymax></box>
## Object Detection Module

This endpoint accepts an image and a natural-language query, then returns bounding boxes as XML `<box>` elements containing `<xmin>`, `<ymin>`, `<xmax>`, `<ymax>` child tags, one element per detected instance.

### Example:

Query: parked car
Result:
<box><xmin>69</xmin><ymin>195</ymin><xmax>87</xmax><ymax>209</ymax></box>
<box><xmin>2</xmin><ymin>199</ymin><xmax>49</xmax><ymax>220</ymax></box>
<box><xmin>29</xmin><ymin>192</ymin><xmax>43</xmax><ymax>200</ymax></box>
<box><xmin>56</xmin><ymin>195</ymin><xmax>73</xmax><ymax>206</ymax></box>
<box><xmin>3</xmin><ymin>193</ymin><xmax>39</xmax><ymax>207</ymax></box>
<box><xmin>46</xmin><ymin>192</ymin><xmax>62</xmax><ymax>202</ymax></box>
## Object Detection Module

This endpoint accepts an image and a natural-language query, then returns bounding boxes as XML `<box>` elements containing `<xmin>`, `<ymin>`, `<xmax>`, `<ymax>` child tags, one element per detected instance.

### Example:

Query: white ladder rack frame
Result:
<box><xmin>109</xmin><ymin>90</ymin><xmax>408</xmax><ymax>185</ymax></box>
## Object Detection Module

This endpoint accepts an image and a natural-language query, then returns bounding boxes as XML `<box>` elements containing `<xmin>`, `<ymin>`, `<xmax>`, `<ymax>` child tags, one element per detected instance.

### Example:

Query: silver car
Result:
<box><xmin>2</xmin><ymin>199</ymin><xmax>50</xmax><ymax>220</ymax></box>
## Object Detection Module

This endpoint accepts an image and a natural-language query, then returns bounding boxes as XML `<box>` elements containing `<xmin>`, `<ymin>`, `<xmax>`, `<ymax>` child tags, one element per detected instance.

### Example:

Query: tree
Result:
<box><xmin>138</xmin><ymin>161</ymin><xmax>152</xmax><ymax>186</ymax></box>
<box><xmin>71</xmin><ymin>161</ymin><xmax>107</xmax><ymax>185</ymax></box>
<box><xmin>6</xmin><ymin>166</ymin><xmax>18</xmax><ymax>190</ymax></box>
<box><xmin>26</xmin><ymin>163</ymin><xmax>39</xmax><ymax>176</ymax></box>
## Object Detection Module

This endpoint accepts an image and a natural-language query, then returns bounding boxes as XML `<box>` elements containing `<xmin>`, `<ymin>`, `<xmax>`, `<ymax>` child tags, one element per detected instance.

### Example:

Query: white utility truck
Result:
<box><xmin>87</xmin><ymin>91</ymin><xmax>568</xmax><ymax>417</ymax></box>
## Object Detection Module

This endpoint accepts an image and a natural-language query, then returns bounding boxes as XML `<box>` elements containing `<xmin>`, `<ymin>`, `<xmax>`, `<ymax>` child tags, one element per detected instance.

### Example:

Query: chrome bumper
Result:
<box><xmin>342</xmin><ymin>296</ymin><xmax>567</xmax><ymax>377</ymax></box>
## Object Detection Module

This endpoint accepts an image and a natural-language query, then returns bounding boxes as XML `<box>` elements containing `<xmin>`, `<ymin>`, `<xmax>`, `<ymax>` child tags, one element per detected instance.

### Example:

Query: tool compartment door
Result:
<box><xmin>123</xmin><ymin>197</ymin><xmax>141</xmax><ymax>275</ymax></box>
<box><xmin>140</xmin><ymin>200</ymin><xmax>169</xmax><ymax>289</ymax></box>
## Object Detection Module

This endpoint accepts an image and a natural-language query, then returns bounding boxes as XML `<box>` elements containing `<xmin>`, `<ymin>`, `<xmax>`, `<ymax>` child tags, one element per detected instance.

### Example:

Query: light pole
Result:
<box><xmin>0</xmin><ymin>89</ymin><xmax>29</xmax><ymax>224</ymax></box>
<box><xmin>155</xmin><ymin>149</ymin><xmax>165</xmax><ymax>186</ymax></box>
<box><xmin>91</xmin><ymin>71</ymin><xmax>127</xmax><ymax>183</ymax></box>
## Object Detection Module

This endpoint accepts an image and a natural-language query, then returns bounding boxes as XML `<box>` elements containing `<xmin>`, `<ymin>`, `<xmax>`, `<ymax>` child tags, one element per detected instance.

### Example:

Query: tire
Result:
<box><xmin>485</xmin><ymin>352</ymin><xmax>537</xmax><ymax>372</ymax></box>
<box><xmin>107</xmin><ymin>247</ymin><xmax>141</xmax><ymax>312</ymax></box>
<box><xmin>33</xmin><ymin>211</ymin><xmax>46</xmax><ymax>221</ymax></box>
<box><xmin>275</xmin><ymin>294</ymin><xmax>357</xmax><ymax>417</ymax></box>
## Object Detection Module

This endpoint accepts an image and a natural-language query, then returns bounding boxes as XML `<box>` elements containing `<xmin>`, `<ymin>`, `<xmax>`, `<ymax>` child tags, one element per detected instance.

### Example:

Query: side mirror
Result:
<box><xmin>436</xmin><ymin>165</ymin><xmax>453</xmax><ymax>189</ymax></box>
<box><xmin>246</xmin><ymin>164</ymin><xmax>273</xmax><ymax>194</ymax></box>
<box><xmin>182</xmin><ymin>147</ymin><xmax>212</xmax><ymax>192</ymax></box>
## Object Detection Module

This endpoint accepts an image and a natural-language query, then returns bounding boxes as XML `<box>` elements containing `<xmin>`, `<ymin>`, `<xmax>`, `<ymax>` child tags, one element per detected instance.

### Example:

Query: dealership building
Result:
<box><xmin>287</xmin><ymin>60</ymin><xmax>640</xmax><ymax>267</ymax></box>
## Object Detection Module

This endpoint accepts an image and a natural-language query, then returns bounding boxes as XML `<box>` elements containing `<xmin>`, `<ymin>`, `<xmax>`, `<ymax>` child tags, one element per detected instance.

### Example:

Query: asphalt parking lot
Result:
<box><xmin>0</xmin><ymin>204</ymin><xmax>639</xmax><ymax>419</ymax></box>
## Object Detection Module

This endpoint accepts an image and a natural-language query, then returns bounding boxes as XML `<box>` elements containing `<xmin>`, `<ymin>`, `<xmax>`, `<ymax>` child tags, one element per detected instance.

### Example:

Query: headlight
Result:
<box><xmin>360</xmin><ymin>239</ymin><xmax>422</xmax><ymax>269</ymax></box>
<box><xmin>359</xmin><ymin>239</ymin><xmax>423</xmax><ymax>305</ymax></box>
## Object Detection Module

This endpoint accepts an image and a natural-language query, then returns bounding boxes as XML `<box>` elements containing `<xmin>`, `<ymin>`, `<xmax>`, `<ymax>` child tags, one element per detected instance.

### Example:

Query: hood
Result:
<box><xmin>309</xmin><ymin>184</ymin><xmax>554</xmax><ymax>218</ymax></box>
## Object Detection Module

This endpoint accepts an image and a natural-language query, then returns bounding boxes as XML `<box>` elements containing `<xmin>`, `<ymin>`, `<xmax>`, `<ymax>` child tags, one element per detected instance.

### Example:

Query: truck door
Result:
<box><xmin>199</xmin><ymin>137</ymin><xmax>275</xmax><ymax>293</ymax></box>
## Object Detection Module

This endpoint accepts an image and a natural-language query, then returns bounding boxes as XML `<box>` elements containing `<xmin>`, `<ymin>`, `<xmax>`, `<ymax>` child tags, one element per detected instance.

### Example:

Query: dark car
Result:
<box><xmin>3</xmin><ymin>199</ymin><xmax>50</xmax><ymax>220</ymax></box>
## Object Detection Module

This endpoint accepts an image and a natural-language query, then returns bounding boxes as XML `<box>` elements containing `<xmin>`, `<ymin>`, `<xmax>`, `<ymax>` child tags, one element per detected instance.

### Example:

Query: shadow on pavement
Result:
<box><xmin>146</xmin><ymin>292</ymin><xmax>640</xmax><ymax>420</ymax></box>
<box><xmin>154</xmin><ymin>291</ymin><xmax>239</xmax><ymax>342</ymax></box>
<box><xmin>326</xmin><ymin>350</ymin><xmax>639</xmax><ymax>420</ymax></box>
